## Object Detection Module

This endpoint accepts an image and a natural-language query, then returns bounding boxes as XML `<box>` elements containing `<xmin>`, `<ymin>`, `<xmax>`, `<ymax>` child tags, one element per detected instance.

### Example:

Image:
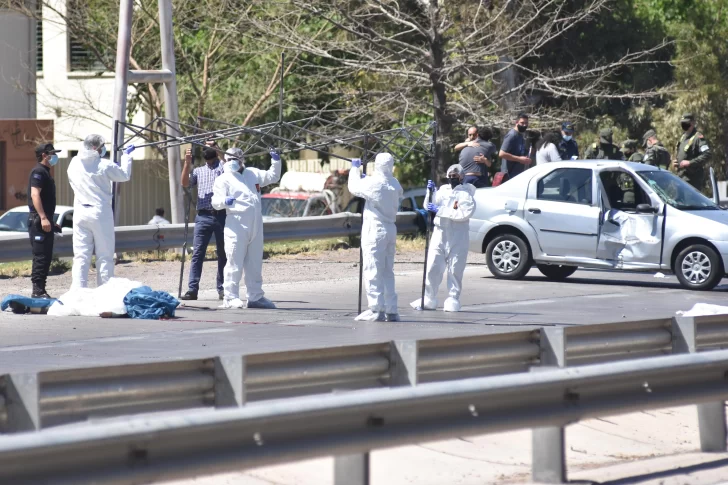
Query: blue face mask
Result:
<box><xmin>99</xmin><ymin>146</ymin><xmax>107</xmax><ymax>158</ymax></box>
<box><xmin>563</xmin><ymin>135</ymin><xmax>573</xmax><ymax>142</ymax></box>
<box><xmin>48</xmin><ymin>154</ymin><xmax>59</xmax><ymax>166</ymax></box>
<box><xmin>227</xmin><ymin>160</ymin><xmax>241</xmax><ymax>173</ymax></box>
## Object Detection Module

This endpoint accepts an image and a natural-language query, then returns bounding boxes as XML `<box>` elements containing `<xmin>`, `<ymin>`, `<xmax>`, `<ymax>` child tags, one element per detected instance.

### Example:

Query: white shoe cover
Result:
<box><xmin>443</xmin><ymin>297</ymin><xmax>461</xmax><ymax>312</ymax></box>
<box><xmin>246</xmin><ymin>297</ymin><xmax>276</xmax><ymax>309</ymax></box>
<box><xmin>410</xmin><ymin>297</ymin><xmax>437</xmax><ymax>310</ymax></box>
<box><xmin>221</xmin><ymin>298</ymin><xmax>245</xmax><ymax>309</ymax></box>
<box><xmin>354</xmin><ymin>309</ymin><xmax>385</xmax><ymax>321</ymax></box>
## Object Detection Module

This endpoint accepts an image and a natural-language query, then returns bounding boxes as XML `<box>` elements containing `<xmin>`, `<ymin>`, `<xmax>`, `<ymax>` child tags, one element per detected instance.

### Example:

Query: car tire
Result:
<box><xmin>537</xmin><ymin>264</ymin><xmax>577</xmax><ymax>281</ymax></box>
<box><xmin>675</xmin><ymin>244</ymin><xmax>723</xmax><ymax>291</ymax></box>
<box><xmin>486</xmin><ymin>234</ymin><xmax>531</xmax><ymax>280</ymax></box>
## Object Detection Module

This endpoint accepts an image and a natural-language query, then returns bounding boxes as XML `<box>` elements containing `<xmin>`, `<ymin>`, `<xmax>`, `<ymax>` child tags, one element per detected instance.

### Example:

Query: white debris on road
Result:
<box><xmin>676</xmin><ymin>303</ymin><xmax>728</xmax><ymax>317</ymax></box>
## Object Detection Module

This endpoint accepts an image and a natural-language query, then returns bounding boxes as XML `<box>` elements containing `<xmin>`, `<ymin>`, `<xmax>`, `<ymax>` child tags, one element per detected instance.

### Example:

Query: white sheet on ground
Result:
<box><xmin>48</xmin><ymin>277</ymin><xmax>143</xmax><ymax>317</ymax></box>
<box><xmin>676</xmin><ymin>303</ymin><xmax>728</xmax><ymax>317</ymax></box>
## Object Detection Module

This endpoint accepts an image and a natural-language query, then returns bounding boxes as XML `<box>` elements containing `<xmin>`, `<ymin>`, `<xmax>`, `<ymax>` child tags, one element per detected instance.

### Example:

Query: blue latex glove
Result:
<box><xmin>225</xmin><ymin>197</ymin><xmax>235</xmax><ymax>206</ymax></box>
<box><xmin>426</xmin><ymin>203</ymin><xmax>439</xmax><ymax>214</ymax></box>
<box><xmin>124</xmin><ymin>145</ymin><xmax>135</xmax><ymax>155</ymax></box>
<box><xmin>351</xmin><ymin>158</ymin><xmax>362</xmax><ymax>168</ymax></box>
<box><xmin>270</xmin><ymin>149</ymin><xmax>281</xmax><ymax>162</ymax></box>
<box><xmin>427</xmin><ymin>180</ymin><xmax>436</xmax><ymax>191</ymax></box>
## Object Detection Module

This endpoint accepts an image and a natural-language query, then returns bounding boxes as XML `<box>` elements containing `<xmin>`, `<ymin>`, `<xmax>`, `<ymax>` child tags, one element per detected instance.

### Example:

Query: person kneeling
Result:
<box><xmin>411</xmin><ymin>164</ymin><xmax>476</xmax><ymax>312</ymax></box>
<box><xmin>211</xmin><ymin>147</ymin><xmax>281</xmax><ymax>309</ymax></box>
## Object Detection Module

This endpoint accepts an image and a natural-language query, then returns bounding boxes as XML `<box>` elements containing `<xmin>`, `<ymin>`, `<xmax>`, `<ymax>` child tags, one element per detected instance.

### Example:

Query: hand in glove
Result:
<box><xmin>351</xmin><ymin>158</ymin><xmax>362</xmax><ymax>168</ymax></box>
<box><xmin>225</xmin><ymin>197</ymin><xmax>235</xmax><ymax>206</ymax></box>
<box><xmin>427</xmin><ymin>180</ymin><xmax>436</xmax><ymax>191</ymax></box>
<box><xmin>269</xmin><ymin>149</ymin><xmax>281</xmax><ymax>162</ymax></box>
<box><xmin>426</xmin><ymin>203</ymin><xmax>439</xmax><ymax>214</ymax></box>
<box><xmin>124</xmin><ymin>145</ymin><xmax>135</xmax><ymax>155</ymax></box>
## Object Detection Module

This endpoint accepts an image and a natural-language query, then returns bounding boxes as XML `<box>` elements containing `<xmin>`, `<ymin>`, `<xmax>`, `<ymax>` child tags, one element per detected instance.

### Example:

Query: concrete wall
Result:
<box><xmin>0</xmin><ymin>119</ymin><xmax>54</xmax><ymax>211</ymax></box>
<box><xmin>0</xmin><ymin>8</ymin><xmax>36</xmax><ymax>118</ymax></box>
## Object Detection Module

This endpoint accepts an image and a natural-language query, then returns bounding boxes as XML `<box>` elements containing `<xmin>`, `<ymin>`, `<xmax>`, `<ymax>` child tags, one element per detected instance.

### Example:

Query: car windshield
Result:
<box><xmin>0</xmin><ymin>212</ymin><xmax>59</xmax><ymax>231</ymax></box>
<box><xmin>637</xmin><ymin>171</ymin><xmax>719</xmax><ymax>211</ymax></box>
<box><xmin>261</xmin><ymin>198</ymin><xmax>307</xmax><ymax>218</ymax></box>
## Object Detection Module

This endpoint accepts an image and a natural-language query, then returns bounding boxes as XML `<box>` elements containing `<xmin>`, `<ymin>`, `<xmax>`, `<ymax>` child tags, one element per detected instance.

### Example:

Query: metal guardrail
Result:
<box><xmin>2</xmin><ymin>349</ymin><xmax>728</xmax><ymax>485</ymax></box>
<box><xmin>0</xmin><ymin>212</ymin><xmax>420</xmax><ymax>263</ymax></box>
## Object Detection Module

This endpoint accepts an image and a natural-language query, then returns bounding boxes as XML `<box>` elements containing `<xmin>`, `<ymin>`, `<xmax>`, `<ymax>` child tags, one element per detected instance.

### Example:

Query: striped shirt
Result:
<box><xmin>190</xmin><ymin>160</ymin><xmax>223</xmax><ymax>211</ymax></box>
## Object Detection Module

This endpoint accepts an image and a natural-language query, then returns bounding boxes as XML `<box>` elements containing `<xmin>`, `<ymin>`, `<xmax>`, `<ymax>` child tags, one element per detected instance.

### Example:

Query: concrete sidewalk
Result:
<box><xmin>161</xmin><ymin>405</ymin><xmax>728</xmax><ymax>485</ymax></box>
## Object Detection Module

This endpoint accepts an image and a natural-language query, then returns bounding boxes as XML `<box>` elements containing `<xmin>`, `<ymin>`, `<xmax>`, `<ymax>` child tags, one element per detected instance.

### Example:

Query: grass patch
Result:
<box><xmin>0</xmin><ymin>257</ymin><xmax>71</xmax><ymax>278</ymax></box>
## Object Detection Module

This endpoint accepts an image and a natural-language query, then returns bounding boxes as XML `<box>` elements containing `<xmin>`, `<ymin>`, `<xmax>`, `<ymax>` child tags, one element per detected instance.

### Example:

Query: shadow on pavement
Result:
<box><xmin>598</xmin><ymin>457</ymin><xmax>728</xmax><ymax>485</ymax></box>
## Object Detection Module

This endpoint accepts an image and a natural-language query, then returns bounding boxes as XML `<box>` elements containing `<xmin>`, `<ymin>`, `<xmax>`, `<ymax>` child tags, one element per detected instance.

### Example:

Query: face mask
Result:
<box><xmin>227</xmin><ymin>160</ymin><xmax>241</xmax><ymax>173</ymax></box>
<box><xmin>48</xmin><ymin>154</ymin><xmax>59</xmax><ymax>166</ymax></box>
<box><xmin>681</xmin><ymin>122</ymin><xmax>692</xmax><ymax>132</ymax></box>
<box><xmin>563</xmin><ymin>135</ymin><xmax>572</xmax><ymax>142</ymax></box>
<box><xmin>99</xmin><ymin>146</ymin><xmax>107</xmax><ymax>158</ymax></box>
<box><xmin>517</xmin><ymin>124</ymin><xmax>527</xmax><ymax>133</ymax></box>
<box><xmin>448</xmin><ymin>177</ymin><xmax>461</xmax><ymax>188</ymax></box>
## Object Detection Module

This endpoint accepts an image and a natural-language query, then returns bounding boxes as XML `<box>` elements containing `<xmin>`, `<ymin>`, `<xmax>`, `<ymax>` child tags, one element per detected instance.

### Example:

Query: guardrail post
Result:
<box><xmin>2</xmin><ymin>373</ymin><xmax>40</xmax><ymax>432</ymax></box>
<box><xmin>214</xmin><ymin>356</ymin><xmax>245</xmax><ymax>407</ymax></box>
<box><xmin>532</xmin><ymin>327</ymin><xmax>567</xmax><ymax>483</ymax></box>
<box><xmin>672</xmin><ymin>316</ymin><xmax>727</xmax><ymax>452</ymax></box>
<box><xmin>334</xmin><ymin>340</ymin><xmax>418</xmax><ymax>485</ymax></box>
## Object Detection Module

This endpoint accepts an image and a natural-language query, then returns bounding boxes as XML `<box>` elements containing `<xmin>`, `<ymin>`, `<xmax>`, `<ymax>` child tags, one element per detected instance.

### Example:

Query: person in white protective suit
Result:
<box><xmin>348</xmin><ymin>153</ymin><xmax>404</xmax><ymax>322</ymax></box>
<box><xmin>67</xmin><ymin>134</ymin><xmax>134</xmax><ymax>288</ymax></box>
<box><xmin>211</xmin><ymin>147</ymin><xmax>281</xmax><ymax>309</ymax></box>
<box><xmin>411</xmin><ymin>164</ymin><xmax>476</xmax><ymax>312</ymax></box>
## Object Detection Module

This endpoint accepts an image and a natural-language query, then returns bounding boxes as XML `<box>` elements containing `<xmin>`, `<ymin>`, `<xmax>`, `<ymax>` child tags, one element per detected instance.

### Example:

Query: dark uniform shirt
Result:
<box><xmin>27</xmin><ymin>163</ymin><xmax>56</xmax><ymax>218</ymax></box>
<box><xmin>676</xmin><ymin>129</ymin><xmax>711</xmax><ymax>191</ymax></box>
<box><xmin>626</xmin><ymin>152</ymin><xmax>643</xmax><ymax>163</ymax></box>
<box><xmin>584</xmin><ymin>143</ymin><xmax>624</xmax><ymax>161</ymax></box>
<box><xmin>557</xmin><ymin>138</ymin><xmax>579</xmax><ymax>160</ymax></box>
<box><xmin>643</xmin><ymin>142</ymin><xmax>671</xmax><ymax>169</ymax></box>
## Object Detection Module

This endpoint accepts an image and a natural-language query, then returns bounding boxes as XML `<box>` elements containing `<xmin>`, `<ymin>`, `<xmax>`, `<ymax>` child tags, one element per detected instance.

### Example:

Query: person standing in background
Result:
<box><xmin>499</xmin><ymin>113</ymin><xmax>532</xmax><ymax>180</ymax></box>
<box><xmin>673</xmin><ymin>113</ymin><xmax>711</xmax><ymax>192</ymax></box>
<box><xmin>558</xmin><ymin>122</ymin><xmax>579</xmax><ymax>160</ymax></box>
<box><xmin>27</xmin><ymin>143</ymin><xmax>61</xmax><ymax>298</ymax></box>
<box><xmin>148</xmin><ymin>208</ymin><xmax>170</xmax><ymax>225</ymax></box>
<box><xmin>458</xmin><ymin>126</ymin><xmax>496</xmax><ymax>188</ymax></box>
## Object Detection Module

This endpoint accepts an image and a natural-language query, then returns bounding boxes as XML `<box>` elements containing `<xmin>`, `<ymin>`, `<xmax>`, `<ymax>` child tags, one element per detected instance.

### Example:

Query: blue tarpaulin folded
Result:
<box><xmin>123</xmin><ymin>286</ymin><xmax>180</xmax><ymax>320</ymax></box>
<box><xmin>1</xmin><ymin>294</ymin><xmax>57</xmax><ymax>314</ymax></box>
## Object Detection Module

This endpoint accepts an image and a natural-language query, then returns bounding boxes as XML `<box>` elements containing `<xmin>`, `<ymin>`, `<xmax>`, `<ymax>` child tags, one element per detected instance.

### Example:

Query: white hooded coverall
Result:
<box><xmin>67</xmin><ymin>150</ymin><xmax>132</xmax><ymax>288</ymax></box>
<box><xmin>211</xmin><ymin>153</ymin><xmax>281</xmax><ymax>305</ymax></box>
<box><xmin>348</xmin><ymin>153</ymin><xmax>403</xmax><ymax>317</ymax></box>
<box><xmin>412</xmin><ymin>182</ymin><xmax>476</xmax><ymax>312</ymax></box>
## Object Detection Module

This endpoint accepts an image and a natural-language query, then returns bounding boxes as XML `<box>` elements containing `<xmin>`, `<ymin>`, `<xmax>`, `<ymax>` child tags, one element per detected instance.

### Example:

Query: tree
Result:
<box><xmin>240</xmin><ymin>0</ymin><xmax>669</xmax><ymax>179</ymax></box>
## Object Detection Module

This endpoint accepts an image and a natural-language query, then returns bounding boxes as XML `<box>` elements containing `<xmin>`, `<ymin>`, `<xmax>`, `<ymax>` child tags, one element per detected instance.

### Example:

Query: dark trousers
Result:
<box><xmin>28</xmin><ymin>213</ymin><xmax>54</xmax><ymax>289</ymax></box>
<box><xmin>464</xmin><ymin>174</ymin><xmax>491</xmax><ymax>188</ymax></box>
<box><xmin>188</xmin><ymin>210</ymin><xmax>227</xmax><ymax>292</ymax></box>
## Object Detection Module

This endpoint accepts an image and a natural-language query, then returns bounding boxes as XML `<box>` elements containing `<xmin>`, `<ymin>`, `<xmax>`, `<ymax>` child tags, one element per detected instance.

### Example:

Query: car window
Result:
<box><xmin>600</xmin><ymin>171</ymin><xmax>649</xmax><ymax>211</ymax></box>
<box><xmin>261</xmin><ymin>198</ymin><xmax>307</xmax><ymax>218</ymax></box>
<box><xmin>400</xmin><ymin>198</ymin><xmax>414</xmax><ymax>211</ymax></box>
<box><xmin>306</xmin><ymin>198</ymin><xmax>330</xmax><ymax>216</ymax></box>
<box><xmin>637</xmin><ymin>170</ymin><xmax>719</xmax><ymax>211</ymax></box>
<box><xmin>61</xmin><ymin>212</ymin><xmax>73</xmax><ymax>228</ymax></box>
<box><xmin>537</xmin><ymin>168</ymin><xmax>593</xmax><ymax>205</ymax></box>
<box><xmin>414</xmin><ymin>196</ymin><xmax>425</xmax><ymax>209</ymax></box>
<box><xmin>0</xmin><ymin>212</ymin><xmax>30</xmax><ymax>232</ymax></box>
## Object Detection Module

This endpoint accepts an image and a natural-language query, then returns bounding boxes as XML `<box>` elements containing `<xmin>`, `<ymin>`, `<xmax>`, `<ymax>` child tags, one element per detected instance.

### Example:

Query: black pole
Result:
<box><xmin>178</xmin><ymin>120</ymin><xmax>199</xmax><ymax>299</ymax></box>
<box><xmin>357</xmin><ymin>133</ymin><xmax>369</xmax><ymax>315</ymax></box>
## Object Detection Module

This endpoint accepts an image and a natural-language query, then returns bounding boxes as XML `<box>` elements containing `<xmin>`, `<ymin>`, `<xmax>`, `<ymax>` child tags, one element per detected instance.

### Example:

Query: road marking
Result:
<box><xmin>0</xmin><ymin>342</ymin><xmax>82</xmax><ymax>352</ymax></box>
<box><xmin>94</xmin><ymin>336</ymin><xmax>147</xmax><ymax>343</ymax></box>
<box><xmin>470</xmin><ymin>299</ymin><xmax>556</xmax><ymax>310</ymax></box>
<box><xmin>182</xmin><ymin>328</ymin><xmax>235</xmax><ymax>334</ymax></box>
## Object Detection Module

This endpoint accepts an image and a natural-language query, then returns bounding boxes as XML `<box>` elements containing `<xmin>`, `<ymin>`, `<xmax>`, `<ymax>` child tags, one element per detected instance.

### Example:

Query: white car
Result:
<box><xmin>468</xmin><ymin>161</ymin><xmax>728</xmax><ymax>290</ymax></box>
<box><xmin>0</xmin><ymin>205</ymin><xmax>74</xmax><ymax>234</ymax></box>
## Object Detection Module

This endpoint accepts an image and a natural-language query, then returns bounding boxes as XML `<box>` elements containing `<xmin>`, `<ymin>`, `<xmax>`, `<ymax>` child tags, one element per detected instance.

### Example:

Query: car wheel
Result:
<box><xmin>675</xmin><ymin>244</ymin><xmax>723</xmax><ymax>291</ymax></box>
<box><xmin>486</xmin><ymin>234</ymin><xmax>531</xmax><ymax>280</ymax></box>
<box><xmin>537</xmin><ymin>264</ymin><xmax>577</xmax><ymax>281</ymax></box>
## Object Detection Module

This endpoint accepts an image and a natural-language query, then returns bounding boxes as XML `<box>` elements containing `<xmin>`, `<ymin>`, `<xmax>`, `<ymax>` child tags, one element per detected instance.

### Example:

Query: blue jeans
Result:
<box><xmin>464</xmin><ymin>174</ymin><xmax>490</xmax><ymax>188</ymax></box>
<box><xmin>188</xmin><ymin>211</ymin><xmax>227</xmax><ymax>292</ymax></box>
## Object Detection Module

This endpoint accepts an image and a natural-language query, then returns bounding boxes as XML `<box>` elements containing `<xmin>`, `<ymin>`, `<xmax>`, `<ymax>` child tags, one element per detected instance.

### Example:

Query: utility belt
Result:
<box><xmin>197</xmin><ymin>209</ymin><xmax>226</xmax><ymax>216</ymax></box>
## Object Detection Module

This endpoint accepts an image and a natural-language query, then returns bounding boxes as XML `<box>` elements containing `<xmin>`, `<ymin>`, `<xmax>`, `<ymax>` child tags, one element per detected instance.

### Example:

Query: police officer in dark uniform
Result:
<box><xmin>584</xmin><ymin>128</ymin><xmax>623</xmax><ymax>160</ymax></box>
<box><xmin>673</xmin><ymin>113</ymin><xmax>711</xmax><ymax>192</ymax></box>
<box><xmin>620</xmin><ymin>140</ymin><xmax>643</xmax><ymax>162</ymax></box>
<box><xmin>557</xmin><ymin>121</ymin><xmax>579</xmax><ymax>160</ymax></box>
<box><xmin>28</xmin><ymin>143</ymin><xmax>61</xmax><ymax>298</ymax></box>
<box><xmin>642</xmin><ymin>129</ymin><xmax>671</xmax><ymax>169</ymax></box>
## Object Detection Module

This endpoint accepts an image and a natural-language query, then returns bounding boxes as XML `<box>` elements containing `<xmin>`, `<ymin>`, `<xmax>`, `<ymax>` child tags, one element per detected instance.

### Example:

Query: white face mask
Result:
<box><xmin>226</xmin><ymin>160</ymin><xmax>241</xmax><ymax>173</ymax></box>
<box><xmin>563</xmin><ymin>135</ymin><xmax>573</xmax><ymax>142</ymax></box>
<box><xmin>98</xmin><ymin>146</ymin><xmax>107</xmax><ymax>158</ymax></box>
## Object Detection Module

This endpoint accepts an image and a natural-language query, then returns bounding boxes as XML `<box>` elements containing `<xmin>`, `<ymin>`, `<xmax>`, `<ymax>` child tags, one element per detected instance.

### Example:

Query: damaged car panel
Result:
<box><xmin>469</xmin><ymin>160</ymin><xmax>728</xmax><ymax>290</ymax></box>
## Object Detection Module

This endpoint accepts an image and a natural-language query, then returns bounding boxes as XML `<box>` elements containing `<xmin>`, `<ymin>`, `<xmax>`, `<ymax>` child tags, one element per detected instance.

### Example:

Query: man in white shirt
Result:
<box><xmin>148</xmin><ymin>207</ymin><xmax>170</xmax><ymax>225</ymax></box>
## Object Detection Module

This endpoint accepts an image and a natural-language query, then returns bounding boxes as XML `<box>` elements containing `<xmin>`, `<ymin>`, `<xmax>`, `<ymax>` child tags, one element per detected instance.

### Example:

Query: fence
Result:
<box><xmin>1</xmin><ymin>313</ymin><xmax>727</xmax><ymax>483</ymax></box>
<box><xmin>2</xmin><ymin>348</ymin><xmax>728</xmax><ymax>485</ymax></box>
<box><xmin>0</xmin><ymin>212</ymin><xmax>421</xmax><ymax>263</ymax></box>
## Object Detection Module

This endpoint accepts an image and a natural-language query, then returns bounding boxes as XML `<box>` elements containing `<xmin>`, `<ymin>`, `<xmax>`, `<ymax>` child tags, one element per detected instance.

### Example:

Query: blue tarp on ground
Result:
<box><xmin>1</xmin><ymin>294</ymin><xmax>57</xmax><ymax>314</ymax></box>
<box><xmin>123</xmin><ymin>286</ymin><xmax>180</xmax><ymax>320</ymax></box>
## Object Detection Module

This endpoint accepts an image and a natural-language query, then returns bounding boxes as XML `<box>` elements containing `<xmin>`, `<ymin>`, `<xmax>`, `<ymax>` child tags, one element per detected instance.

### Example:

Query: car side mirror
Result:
<box><xmin>636</xmin><ymin>203</ymin><xmax>658</xmax><ymax>214</ymax></box>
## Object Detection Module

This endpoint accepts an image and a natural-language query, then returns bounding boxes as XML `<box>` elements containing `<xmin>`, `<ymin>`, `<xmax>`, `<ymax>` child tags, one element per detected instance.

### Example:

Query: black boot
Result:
<box><xmin>180</xmin><ymin>290</ymin><xmax>198</xmax><ymax>301</ymax></box>
<box><xmin>31</xmin><ymin>284</ymin><xmax>52</xmax><ymax>299</ymax></box>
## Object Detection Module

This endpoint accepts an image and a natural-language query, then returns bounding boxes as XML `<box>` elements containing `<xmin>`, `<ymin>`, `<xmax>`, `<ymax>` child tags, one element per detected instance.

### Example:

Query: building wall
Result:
<box><xmin>0</xmin><ymin>8</ymin><xmax>36</xmax><ymax>118</ymax></box>
<box><xmin>0</xmin><ymin>119</ymin><xmax>54</xmax><ymax>211</ymax></box>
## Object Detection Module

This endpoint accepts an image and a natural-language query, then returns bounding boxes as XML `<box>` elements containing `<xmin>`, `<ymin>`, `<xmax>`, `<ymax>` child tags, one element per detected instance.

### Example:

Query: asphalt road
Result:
<box><xmin>1</xmin><ymin>262</ymin><xmax>727</xmax><ymax>373</ymax></box>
